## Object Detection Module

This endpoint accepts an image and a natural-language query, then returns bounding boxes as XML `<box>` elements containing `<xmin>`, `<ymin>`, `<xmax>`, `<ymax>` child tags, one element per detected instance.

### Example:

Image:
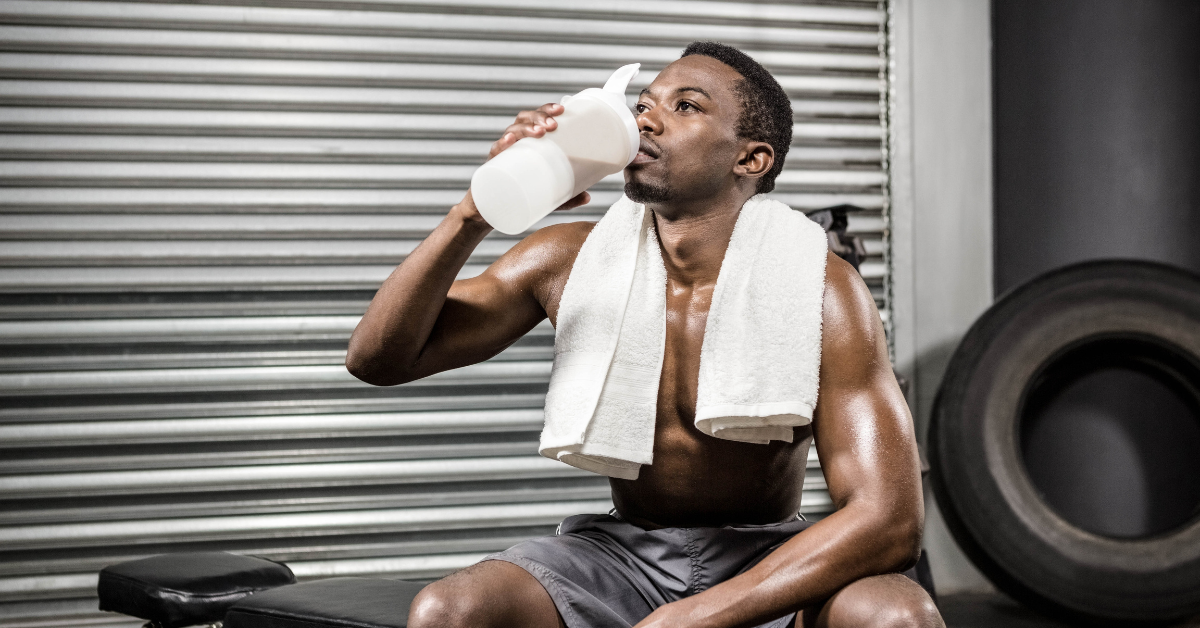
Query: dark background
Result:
<box><xmin>992</xmin><ymin>0</ymin><xmax>1200</xmax><ymax>296</ymax></box>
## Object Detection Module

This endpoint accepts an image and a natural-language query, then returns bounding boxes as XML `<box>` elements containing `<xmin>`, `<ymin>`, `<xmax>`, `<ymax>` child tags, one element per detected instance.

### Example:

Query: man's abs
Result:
<box><xmin>610</xmin><ymin>419</ymin><xmax>812</xmax><ymax>529</ymax></box>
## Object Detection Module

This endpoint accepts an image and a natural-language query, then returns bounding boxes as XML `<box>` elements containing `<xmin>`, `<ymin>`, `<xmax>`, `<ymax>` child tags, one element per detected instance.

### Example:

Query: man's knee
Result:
<box><xmin>865</xmin><ymin>594</ymin><xmax>941</xmax><ymax>628</ymax></box>
<box><xmin>407</xmin><ymin>560</ymin><xmax>562</xmax><ymax>628</ymax></box>
<box><xmin>408</xmin><ymin>580</ymin><xmax>485</xmax><ymax>628</ymax></box>
<box><xmin>821</xmin><ymin>574</ymin><xmax>944</xmax><ymax>628</ymax></box>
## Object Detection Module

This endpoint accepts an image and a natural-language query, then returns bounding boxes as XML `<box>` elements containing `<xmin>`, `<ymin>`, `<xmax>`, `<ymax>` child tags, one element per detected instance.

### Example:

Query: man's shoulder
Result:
<box><xmin>820</xmin><ymin>250</ymin><xmax>883</xmax><ymax>350</ymax></box>
<box><xmin>487</xmin><ymin>219</ymin><xmax>596</xmax><ymax>290</ymax></box>
<box><xmin>822</xmin><ymin>250</ymin><xmax>862</xmax><ymax>296</ymax></box>
<box><xmin>527</xmin><ymin>219</ymin><xmax>597</xmax><ymax>250</ymax></box>
<box><xmin>505</xmin><ymin>219</ymin><xmax>596</xmax><ymax>271</ymax></box>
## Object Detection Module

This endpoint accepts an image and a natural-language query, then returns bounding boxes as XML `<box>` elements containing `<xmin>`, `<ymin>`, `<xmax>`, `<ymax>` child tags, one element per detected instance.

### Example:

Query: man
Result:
<box><xmin>347</xmin><ymin>42</ymin><xmax>943</xmax><ymax>628</ymax></box>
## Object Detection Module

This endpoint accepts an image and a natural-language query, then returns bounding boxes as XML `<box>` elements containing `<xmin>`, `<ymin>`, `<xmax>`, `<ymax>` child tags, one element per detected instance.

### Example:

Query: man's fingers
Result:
<box><xmin>487</xmin><ymin>132</ymin><xmax>516</xmax><ymax>158</ymax></box>
<box><xmin>554</xmin><ymin>191</ymin><xmax>591</xmax><ymax>212</ymax></box>
<box><xmin>488</xmin><ymin>104</ymin><xmax>562</xmax><ymax>159</ymax></box>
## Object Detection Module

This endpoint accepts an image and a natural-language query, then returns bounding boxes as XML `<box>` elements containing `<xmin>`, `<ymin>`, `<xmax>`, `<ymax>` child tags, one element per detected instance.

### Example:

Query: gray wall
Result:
<box><xmin>993</xmin><ymin>0</ymin><xmax>1200</xmax><ymax>295</ymax></box>
<box><xmin>894</xmin><ymin>0</ymin><xmax>1200</xmax><ymax>596</ymax></box>
<box><xmin>890</xmin><ymin>0</ymin><xmax>996</xmax><ymax>594</ymax></box>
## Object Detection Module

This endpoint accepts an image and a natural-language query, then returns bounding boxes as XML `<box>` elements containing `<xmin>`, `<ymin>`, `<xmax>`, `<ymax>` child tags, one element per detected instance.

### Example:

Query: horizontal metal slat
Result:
<box><xmin>0</xmin><ymin>133</ymin><xmax>498</xmax><ymax>162</ymax></box>
<box><xmin>0</xmin><ymin>106</ymin><xmax>513</xmax><ymax>138</ymax></box>
<box><xmin>0</xmin><ymin>391</ymin><xmax>552</xmax><ymax>424</ymax></box>
<box><xmin>0</xmin><ymin>350</ymin><xmax>342</xmax><ymax>373</ymax></box>
<box><xmin>0</xmin><ymin>110</ymin><xmax>881</xmax><ymax>142</ymax></box>
<box><xmin>0</xmin><ymin>232</ymin><xmax>885</xmax><ymax>265</ymax></box>
<box><xmin>0</xmin><ymin>213</ymin><xmax>886</xmax><ymax>240</ymax></box>
<box><xmin>246</xmin><ymin>0</ymin><xmax>884</xmax><ymax>26</ymax></box>
<box><xmin>0</xmin><ymin>187</ymin><xmax>483</xmax><ymax>211</ymax></box>
<box><xmin>0</xmin><ymin>316</ymin><xmax>551</xmax><ymax>342</ymax></box>
<box><xmin>1</xmin><ymin>438</ymin><xmax>546</xmax><ymax>474</ymax></box>
<box><xmin>0</xmin><ymin>2</ymin><xmax>883</xmax><ymax>48</ymax></box>
<box><xmin>0</xmin><ymin>188</ymin><xmax>885</xmax><ymax>213</ymax></box>
<box><xmin>0</xmin><ymin>80</ymin><xmax>568</xmax><ymax>115</ymax></box>
<box><xmin>0</xmin><ymin>162</ymin><xmax>496</xmax><ymax>189</ymax></box>
<box><xmin>0</xmin><ymin>482</ymin><xmax>612</xmax><ymax>528</ymax></box>
<box><xmin>0</xmin><ymin>499</ymin><xmax>617</xmax><ymax>549</ymax></box>
<box><xmin>0</xmin><ymin>409</ymin><xmax>545</xmax><ymax>446</ymax></box>
<box><xmin>0</xmin><ymin>455</ymin><xmax>586</xmax><ymax>497</ymax></box>
<box><xmin>0</xmin><ymin>256</ymin><xmax>886</xmax><ymax>291</ymax></box>
<box><xmin>0</xmin><ymin>315</ymin><xmax>355</xmax><ymax>340</ymax></box>
<box><xmin>0</xmin><ymin>264</ymin><xmax>483</xmax><ymax>291</ymax></box>
<box><xmin>286</xmin><ymin>551</ymin><xmax>500</xmax><ymax>580</ymax></box>
<box><xmin>0</xmin><ymin>341</ymin><xmax>547</xmax><ymax>372</ymax></box>
<box><xmin>0</xmin><ymin>359</ymin><xmax>550</xmax><ymax>395</ymax></box>
<box><xmin>0</xmin><ymin>26</ymin><xmax>884</xmax><ymax>72</ymax></box>
<box><xmin>0</xmin><ymin>293</ymin><xmax>376</xmax><ymax>322</ymax></box>
<box><xmin>0</xmin><ymin>133</ymin><xmax>883</xmax><ymax>163</ymax></box>
<box><xmin>0</xmin><ymin>55</ymin><xmax>881</xmax><ymax>93</ymax></box>
<box><xmin>0</xmin><ymin>238</ymin><xmax>514</xmax><ymax>265</ymax></box>
<box><xmin>0</xmin><ymin>162</ymin><xmax>881</xmax><ymax>190</ymax></box>
<box><xmin>0</xmin><ymin>83</ymin><xmax>883</xmax><ymax>121</ymax></box>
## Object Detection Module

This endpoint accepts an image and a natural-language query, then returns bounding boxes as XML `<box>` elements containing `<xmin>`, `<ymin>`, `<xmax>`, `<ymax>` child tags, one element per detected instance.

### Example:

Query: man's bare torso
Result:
<box><xmin>542</xmin><ymin>220</ymin><xmax>812</xmax><ymax>529</ymax></box>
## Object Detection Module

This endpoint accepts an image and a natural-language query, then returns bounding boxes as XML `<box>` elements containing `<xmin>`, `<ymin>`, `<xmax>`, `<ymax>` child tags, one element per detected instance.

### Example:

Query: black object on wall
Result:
<box><xmin>993</xmin><ymin>0</ymin><xmax>1200</xmax><ymax>295</ymax></box>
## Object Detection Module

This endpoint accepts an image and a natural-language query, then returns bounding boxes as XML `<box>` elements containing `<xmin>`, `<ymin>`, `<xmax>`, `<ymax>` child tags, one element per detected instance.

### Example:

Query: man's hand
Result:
<box><xmin>455</xmin><ymin>103</ymin><xmax>592</xmax><ymax>225</ymax></box>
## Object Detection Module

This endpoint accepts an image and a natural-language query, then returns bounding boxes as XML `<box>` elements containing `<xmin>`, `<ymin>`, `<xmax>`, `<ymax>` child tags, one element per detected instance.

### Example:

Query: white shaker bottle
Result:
<box><xmin>470</xmin><ymin>64</ymin><xmax>641</xmax><ymax>235</ymax></box>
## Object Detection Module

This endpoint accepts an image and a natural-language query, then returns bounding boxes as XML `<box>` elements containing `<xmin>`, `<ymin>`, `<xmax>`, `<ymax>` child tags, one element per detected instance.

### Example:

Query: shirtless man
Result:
<box><xmin>346</xmin><ymin>42</ymin><xmax>943</xmax><ymax>628</ymax></box>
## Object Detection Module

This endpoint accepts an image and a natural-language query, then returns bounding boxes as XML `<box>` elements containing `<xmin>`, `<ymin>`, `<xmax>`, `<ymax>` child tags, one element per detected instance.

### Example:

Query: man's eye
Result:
<box><xmin>679</xmin><ymin>101</ymin><xmax>694</xmax><ymax>111</ymax></box>
<box><xmin>635</xmin><ymin>104</ymin><xmax>649</xmax><ymax>114</ymax></box>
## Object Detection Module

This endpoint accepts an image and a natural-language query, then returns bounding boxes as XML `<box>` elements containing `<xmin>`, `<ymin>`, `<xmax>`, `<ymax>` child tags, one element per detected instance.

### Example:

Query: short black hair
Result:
<box><xmin>681</xmin><ymin>41</ymin><xmax>791</xmax><ymax>194</ymax></box>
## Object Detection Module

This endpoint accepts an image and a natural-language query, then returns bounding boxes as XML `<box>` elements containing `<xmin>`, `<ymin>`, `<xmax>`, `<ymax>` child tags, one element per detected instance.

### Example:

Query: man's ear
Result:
<box><xmin>733</xmin><ymin>141</ymin><xmax>775</xmax><ymax>183</ymax></box>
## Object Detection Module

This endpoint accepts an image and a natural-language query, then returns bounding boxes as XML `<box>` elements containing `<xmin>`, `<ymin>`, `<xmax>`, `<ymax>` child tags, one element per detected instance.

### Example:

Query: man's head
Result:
<box><xmin>624</xmin><ymin>42</ymin><xmax>792</xmax><ymax>208</ymax></box>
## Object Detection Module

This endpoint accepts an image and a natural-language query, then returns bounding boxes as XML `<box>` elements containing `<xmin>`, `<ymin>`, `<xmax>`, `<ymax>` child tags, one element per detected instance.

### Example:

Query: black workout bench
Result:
<box><xmin>98</xmin><ymin>552</ymin><xmax>424</xmax><ymax>628</ymax></box>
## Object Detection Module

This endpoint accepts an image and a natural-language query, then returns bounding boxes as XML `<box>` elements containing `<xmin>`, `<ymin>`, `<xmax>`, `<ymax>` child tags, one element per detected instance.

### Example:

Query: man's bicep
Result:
<box><xmin>812</xmin><ymin>254</ymin><xmax>919</xmax><ymax>509</ymax></box>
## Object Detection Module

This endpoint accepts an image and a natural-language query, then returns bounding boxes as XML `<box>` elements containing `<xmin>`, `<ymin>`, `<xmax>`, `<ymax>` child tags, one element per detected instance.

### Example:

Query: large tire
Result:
<box><xmin>930</xmin><ymin>260</ymin><xmax>1200</xmax><ymax>625</ymax></box>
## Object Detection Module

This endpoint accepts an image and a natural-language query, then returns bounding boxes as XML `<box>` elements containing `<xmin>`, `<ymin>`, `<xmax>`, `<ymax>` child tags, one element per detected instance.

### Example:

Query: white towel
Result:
<box><xmin>540</xmin><ymin>194</ymin><xmax>829</xmax><ymax>479</ymax></box>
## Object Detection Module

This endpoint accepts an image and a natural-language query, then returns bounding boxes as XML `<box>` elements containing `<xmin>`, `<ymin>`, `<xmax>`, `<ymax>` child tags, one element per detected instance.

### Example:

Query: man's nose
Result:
<box><xmin>637</xmin><ymin>109</ymin><xmax>663</xmax><ymax>135</ymax></box>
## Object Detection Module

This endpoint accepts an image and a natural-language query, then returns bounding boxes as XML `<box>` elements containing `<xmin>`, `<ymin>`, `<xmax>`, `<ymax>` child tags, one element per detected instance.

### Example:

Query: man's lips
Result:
<box><xmin>632</xmin><ymin>138</ymin><xmax>660</xmax><ymax>164</ymax></box>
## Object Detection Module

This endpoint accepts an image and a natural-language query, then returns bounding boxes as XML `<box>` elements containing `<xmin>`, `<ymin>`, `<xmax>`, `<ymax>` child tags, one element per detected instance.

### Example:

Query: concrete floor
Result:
<box><xmin>939</xmin><ymin>593</ymin><xmax>1200</xmax><ymax>628</ymax></box>
<box><xmin>939</xmin><ymin>593</ymin><xmax>1075</xmax><ymax>627</ymax></box>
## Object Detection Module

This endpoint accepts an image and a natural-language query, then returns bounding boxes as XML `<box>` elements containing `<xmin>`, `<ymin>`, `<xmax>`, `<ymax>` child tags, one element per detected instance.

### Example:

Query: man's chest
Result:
<box><xmin>656</xmin><ymin>280</ymin><xmax>714</xmax><ymax>422</ymax></box>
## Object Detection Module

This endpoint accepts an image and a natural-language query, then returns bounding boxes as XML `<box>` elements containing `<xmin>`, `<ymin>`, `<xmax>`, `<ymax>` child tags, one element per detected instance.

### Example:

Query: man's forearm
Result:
<box><xmin>640</xmin><ymin>503</ymin><xmax>920</xmax><ymax>628</ymax></box>
<box><xmin>346</xmin><ymin>200</ymin><xmax>491</xmax><ymax>385</ymax></box>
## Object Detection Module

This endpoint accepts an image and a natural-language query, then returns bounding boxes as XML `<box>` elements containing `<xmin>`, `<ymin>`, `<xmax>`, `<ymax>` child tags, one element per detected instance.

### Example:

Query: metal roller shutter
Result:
<box><xmin>0</xmin><ymin>1</ymin><xmax>890</xmax><ymax>626</ymax></box>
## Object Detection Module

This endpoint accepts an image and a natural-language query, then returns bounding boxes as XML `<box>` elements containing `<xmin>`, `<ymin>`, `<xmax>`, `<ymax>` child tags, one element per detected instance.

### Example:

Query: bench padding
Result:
<box><xmin>98</xmin><ymin>552</ymin><xmax>295</xmax><ymax>628</ymax></box>
<box><xmin>224</xmin><ymin>578</ymin><xmax>425</xmax><ymax>628</ymax></box>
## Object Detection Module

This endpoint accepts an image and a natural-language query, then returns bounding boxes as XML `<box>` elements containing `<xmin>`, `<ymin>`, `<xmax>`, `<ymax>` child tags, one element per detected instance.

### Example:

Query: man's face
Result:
<box><xmin>624</xmin><ymin>55</ymin><xmax>747</xmax><ymax>206</ymax></box>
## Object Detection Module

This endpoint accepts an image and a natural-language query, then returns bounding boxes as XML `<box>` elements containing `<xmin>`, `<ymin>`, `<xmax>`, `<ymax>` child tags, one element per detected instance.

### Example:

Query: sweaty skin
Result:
<box><xmin>348</xmin><ymin>55</ymin><xmax>941</xmax><ymax>628</ymax></box>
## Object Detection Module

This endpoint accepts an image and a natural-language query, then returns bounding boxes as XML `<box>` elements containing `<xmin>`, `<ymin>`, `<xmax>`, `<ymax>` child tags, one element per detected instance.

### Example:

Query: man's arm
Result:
<box><xmin>346</xmin><ymin>104</ymin><xmax>591</xmax><ymax>386</ymax></box>
<box><xmin>636</xmin><ymin>253</ymin><xmax>924</xmax><ymax>628</ymax></box>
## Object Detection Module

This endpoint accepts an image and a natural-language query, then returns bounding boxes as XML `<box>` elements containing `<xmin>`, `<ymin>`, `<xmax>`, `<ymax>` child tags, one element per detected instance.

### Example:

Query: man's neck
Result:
<box><xmin>649</xmin><ymin>189</ymin><xmax>752</xmax><ymax>287</ymax></box>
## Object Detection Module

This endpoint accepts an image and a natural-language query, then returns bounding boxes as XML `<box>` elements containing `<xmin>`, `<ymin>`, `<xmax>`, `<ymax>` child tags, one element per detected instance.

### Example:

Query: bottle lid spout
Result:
<box><xmin>603</xmin><ymin>63</ymin><xmax>641</xmax><ymax>95</ymax></box>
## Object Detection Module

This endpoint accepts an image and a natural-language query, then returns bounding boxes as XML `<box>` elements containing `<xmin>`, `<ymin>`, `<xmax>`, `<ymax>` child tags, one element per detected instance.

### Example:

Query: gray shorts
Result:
<box><xmin>484</xmin><ymin>511</ymin><xmax>815</xmax><ymax>628</ymax></box>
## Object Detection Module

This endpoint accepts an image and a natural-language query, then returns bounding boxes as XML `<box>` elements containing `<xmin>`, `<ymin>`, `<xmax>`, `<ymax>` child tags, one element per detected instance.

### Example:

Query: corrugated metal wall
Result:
<box><xmin>0</xmin><ymin>1</ymin><xmax>889</xmax><ymax>626</ymax></box>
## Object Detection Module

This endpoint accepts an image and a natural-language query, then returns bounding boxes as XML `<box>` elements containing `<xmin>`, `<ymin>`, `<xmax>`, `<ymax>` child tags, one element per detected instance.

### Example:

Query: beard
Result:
<box><xmin>624</xmin><ymin>178</ymin><xmax>673</xmax><ymax>204</ymax></box>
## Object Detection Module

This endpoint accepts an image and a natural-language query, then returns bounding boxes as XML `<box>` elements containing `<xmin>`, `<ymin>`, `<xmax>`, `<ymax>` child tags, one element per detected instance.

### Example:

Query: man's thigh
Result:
<box><xmin>796</xmin><ymin>573</ymin><xmax>944</xmax><ymax>628</ymax></box>
<box><xmin>408</xmin><ymin>560</ymin><xmax>565</xmax><ymax>628</ymax></box>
